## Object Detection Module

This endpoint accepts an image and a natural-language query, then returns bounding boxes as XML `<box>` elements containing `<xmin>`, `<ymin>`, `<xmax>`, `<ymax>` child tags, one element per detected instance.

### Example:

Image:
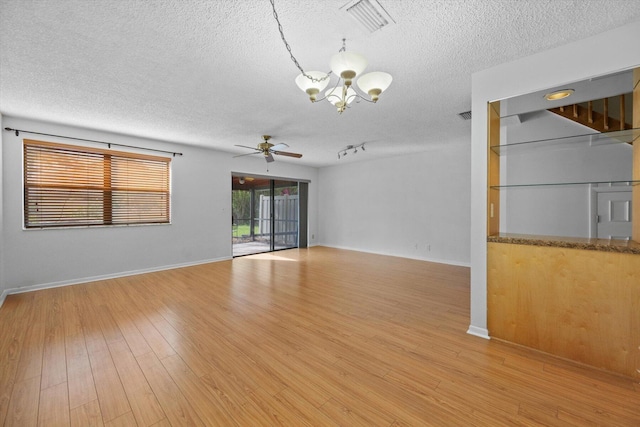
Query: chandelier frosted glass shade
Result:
<box><xmin>356</xmin><ymin>71</ymin><xmax>393</xmax><ymax>102</ymax></box>
<box><xmin>295</xmin><ymin>71</ymin><xmax>330</xmax><ymax>101</ymax></box>
<box><xmin>329</xmin><ymin>51</ymin><xmax>368</xmax><ymax>84</ymax></box>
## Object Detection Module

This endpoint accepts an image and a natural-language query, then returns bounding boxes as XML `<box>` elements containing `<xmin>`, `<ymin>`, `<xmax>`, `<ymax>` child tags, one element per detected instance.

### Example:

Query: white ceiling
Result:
<box><xmin>1</xmin><ymin>0</ymin><xmax>639</xmax><ymax>167</ymax></box>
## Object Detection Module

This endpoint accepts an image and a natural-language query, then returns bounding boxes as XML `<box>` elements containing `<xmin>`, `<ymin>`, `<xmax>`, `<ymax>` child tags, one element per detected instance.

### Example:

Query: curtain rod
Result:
<box><xmin>4</xmin><ymin>127</ymin><xmax>184</xmax><ymax>157</ymax></box>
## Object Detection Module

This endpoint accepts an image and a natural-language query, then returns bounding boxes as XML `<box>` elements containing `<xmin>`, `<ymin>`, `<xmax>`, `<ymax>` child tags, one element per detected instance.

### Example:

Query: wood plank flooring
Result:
<box><xmin>0</xmin><ymin>246</ymin><xmax>638</xmax><ymax>426</ymax></box>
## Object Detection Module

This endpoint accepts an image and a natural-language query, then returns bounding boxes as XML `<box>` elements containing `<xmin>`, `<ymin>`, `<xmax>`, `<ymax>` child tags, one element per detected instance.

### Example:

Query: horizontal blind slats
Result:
<box><xmin>24</xmin><ymin>139</ymin><xmax>171</xmax><ymax>228</ymax></box>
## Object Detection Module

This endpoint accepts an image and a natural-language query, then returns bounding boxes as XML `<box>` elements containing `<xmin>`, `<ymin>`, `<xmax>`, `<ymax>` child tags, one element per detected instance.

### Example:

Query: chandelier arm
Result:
<box><xmin>313</xmin><ymin>94</ymin><xmax>329</xmax><ymax>103</ymax></box>
<box><xmin>352</xmin><ymin>93</ymin><xmax>375</xmax><ymax>103</ymax></box>
<box><xmin>348</xmin><ymin>85</ymin><xmax>375</xmax><ymax>104</ymax></box>
<box><xmin>269</xmin><ymin>0</ymin><xmax>332</xmax><ymax>83</ymax></box>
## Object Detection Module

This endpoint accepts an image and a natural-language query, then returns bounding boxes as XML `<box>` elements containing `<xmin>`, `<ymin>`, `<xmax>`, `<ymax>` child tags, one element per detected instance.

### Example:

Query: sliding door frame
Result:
<box><xmin>232</xmin><ymin>173</ymin><xmax>309</xmax><ymax>257</ymax></box>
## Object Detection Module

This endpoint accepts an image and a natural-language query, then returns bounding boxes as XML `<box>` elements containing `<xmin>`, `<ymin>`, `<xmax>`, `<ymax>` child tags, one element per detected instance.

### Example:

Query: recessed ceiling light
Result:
<box><xmin>544</xmin><ymin>89</ymin><xmax>574</xmax><ymax>101</ymax></box>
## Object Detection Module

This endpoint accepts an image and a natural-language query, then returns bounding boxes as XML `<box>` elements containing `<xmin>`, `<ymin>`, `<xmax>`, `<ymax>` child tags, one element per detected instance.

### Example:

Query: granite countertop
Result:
<box><xmin>487</xmin><ymin>233</ymin><xmax>640</xmax><ymax>254</ymax></box>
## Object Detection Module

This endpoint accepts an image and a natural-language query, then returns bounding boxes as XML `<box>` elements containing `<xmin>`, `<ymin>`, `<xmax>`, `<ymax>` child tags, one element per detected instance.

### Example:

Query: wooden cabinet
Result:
<box><xmin>486</xmin><ymin>67</ymin><xmax>640</xmax><ymax>379</ymax></box>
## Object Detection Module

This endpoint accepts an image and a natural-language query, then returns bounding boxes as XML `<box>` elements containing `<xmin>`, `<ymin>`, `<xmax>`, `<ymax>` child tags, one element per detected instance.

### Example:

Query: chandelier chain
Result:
<box><xmin>269</xmin><ymin>0</ymin><xmax>331</xmax><ymax>83</ymax></box>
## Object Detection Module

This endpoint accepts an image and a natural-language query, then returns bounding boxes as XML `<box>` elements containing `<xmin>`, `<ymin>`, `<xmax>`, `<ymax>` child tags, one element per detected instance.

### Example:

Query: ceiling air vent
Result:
<box><xmin>341</xmin><ymin>0</ymin><xmax>395</xmax><ymax>33</ymax></box>
<box><xmin>458</xmin><ymin>111</ymin><xmax>472</xmax><ymax>120</ymax></box>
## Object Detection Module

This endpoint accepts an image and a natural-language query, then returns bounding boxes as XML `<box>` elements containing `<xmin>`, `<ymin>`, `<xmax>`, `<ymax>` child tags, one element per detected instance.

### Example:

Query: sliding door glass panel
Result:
<box><xmin>273</xmin><ymin>180</ymin><xmax>299</xmax><ymax>250</ymax></box>
<box><xmin>232</xmin><ymin>176</ymin><xmax>270</xmax><ymax>257</ymax></box>
<box><xmin>298</xmin><ymin>182</ymin><xmax>308</xmax><ymax>248</ymax></box>
<box><xmin>253</xmin><ymin>184</ymin><xmax>272</xmax><ymax>253</ymax></box>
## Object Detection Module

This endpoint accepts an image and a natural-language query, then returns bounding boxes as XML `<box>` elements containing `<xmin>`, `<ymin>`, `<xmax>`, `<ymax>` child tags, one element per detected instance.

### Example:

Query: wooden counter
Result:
<box><xmin>487</xmin><ymin>240</ymin><xmax>640</xmax><ymax>379</ymax></box>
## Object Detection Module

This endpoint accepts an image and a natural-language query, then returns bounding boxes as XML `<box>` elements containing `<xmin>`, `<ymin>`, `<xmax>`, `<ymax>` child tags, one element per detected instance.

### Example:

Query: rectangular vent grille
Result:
<box><xmin>458</xmin><ymin>111</ymin><xmax>472</xmax><ymax>120</ymax></box>
<box><xmin>343</xmin><ymin>0</ymin><xmax>395</xmax><ymax>33</ymax></box>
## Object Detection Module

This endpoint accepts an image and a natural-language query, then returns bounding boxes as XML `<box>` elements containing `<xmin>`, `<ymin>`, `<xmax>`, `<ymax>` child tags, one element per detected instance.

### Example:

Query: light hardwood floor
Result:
<box><xmin>0</xmin><ymin>247</ymin><xmax>638</xmax><ymax>426</ymax></box>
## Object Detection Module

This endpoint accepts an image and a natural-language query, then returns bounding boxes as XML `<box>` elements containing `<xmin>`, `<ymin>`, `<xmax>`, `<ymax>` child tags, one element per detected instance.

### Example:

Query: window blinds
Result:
<box><xmin>24</xmin><ymin>139</ymin><xmax>170</xmax><ymax>228</ymax></box>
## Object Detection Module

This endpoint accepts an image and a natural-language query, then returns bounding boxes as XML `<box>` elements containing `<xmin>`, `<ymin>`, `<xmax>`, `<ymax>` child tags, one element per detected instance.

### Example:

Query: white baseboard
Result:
<box><xmin>0</xmin><ymin>290</ymin><xmax>9</xmax><ymax>308</ymax></box>
<box><xmin>317</xmin><ymin>243</ymin><xmax>471</xmax><ymax>268</ymax></box>
<box><xmin>467</xmin><ymin>325</ymin><xmax>490</xmax><ymax>339</ymax></box>
<box><xmin>0</xmin><ymin>256</ymin><xmax>231</xmax><ymax>308</ymax></box>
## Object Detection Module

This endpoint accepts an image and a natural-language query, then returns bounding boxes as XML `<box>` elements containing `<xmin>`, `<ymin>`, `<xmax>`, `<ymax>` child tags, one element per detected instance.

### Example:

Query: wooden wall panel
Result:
<box><xmin>488</xmin><ymin>242</ymin><xmax>640</xmax><ymax>379</ymax></box>
<box><xmin>633</xmin><ymin>68</ymin><xmax>639</xmax><ymax>242</ymax></box>
<box><xmin>487</xmin><ymin>101</ymin><xmax>501</xmax><ymax>236</ymax></box>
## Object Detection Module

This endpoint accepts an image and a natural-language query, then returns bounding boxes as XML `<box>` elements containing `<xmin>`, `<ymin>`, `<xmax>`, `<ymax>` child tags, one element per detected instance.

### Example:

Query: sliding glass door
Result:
<box><xmin>232</xmin><ymin>175</ymin><xmax>303</xmax><ymax>257</ymax></box>
<box><xmin>272</xmin><ymin>179</ymin><xmax>298</xmax><ymax>251</ymax></box>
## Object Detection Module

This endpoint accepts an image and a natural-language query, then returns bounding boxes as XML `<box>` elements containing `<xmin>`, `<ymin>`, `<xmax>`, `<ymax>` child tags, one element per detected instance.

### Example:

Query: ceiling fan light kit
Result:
<box><xmin>233</xmin><ymin>135</ymin><xmax>303</xmax><ymax>164</ymax></box>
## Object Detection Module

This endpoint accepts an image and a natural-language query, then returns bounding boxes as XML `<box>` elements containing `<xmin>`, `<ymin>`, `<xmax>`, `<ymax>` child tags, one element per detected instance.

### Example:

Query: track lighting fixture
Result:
<box><xmin>337</xmin><ymin>143</ymin><xmax>366</xmax><ymax>160</ymax></box>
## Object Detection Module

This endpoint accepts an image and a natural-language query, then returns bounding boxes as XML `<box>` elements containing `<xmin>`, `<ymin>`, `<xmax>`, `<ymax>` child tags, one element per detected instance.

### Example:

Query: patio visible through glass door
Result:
<box><xmin>232</xmin><ymin>176</ymin><xmax>299</xmax><ymax>257</ymax></box>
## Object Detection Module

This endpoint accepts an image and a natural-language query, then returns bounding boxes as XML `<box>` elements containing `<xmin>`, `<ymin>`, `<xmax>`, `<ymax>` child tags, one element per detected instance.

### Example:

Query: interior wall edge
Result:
<box><xmin>0</xmin><ymin>112</ymin><xmax>4</xmax><ymax>294</ymax></box>
<box><xmin>466</xmin><ymin>325</ymin><xmax>490</xmax><ymax>339</ymax></box>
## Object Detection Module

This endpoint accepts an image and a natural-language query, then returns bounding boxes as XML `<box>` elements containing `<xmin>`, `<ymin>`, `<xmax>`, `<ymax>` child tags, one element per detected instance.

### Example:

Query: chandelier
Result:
<box><xmin>294</xmin><ymin>39</ymin><xmax>392</xmax><ymax>113</ymax></box>
<box><xmin>270</xmin><ymin>1</ymin><xmax>392</xmax><ymax>114</ymax></box>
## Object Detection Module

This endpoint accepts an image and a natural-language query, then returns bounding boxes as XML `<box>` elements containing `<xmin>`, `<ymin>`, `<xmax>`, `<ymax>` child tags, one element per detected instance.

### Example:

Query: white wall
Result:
<box><xmin>470</xmin><ymin>20</ymin><xmax>640</xmax><ymax>338</ymax></box>
<box><xmin>0</xmin><ymin>113</ymin><xmax>4</xmax><ymax>296</ymax></box>
<box><xmin>502</xmin><ymin>111</ymin><xmax>633</xmax><ymax>238</ymax></box>
<box><xmin>318</xmin><ymin>142</ymin><xmax>471</xmax><ymax>266</ymax></box>
<box><xmin>0</xmin><ymin>116</ymin><xmax>318</xmax><ymax>295</ymax></box>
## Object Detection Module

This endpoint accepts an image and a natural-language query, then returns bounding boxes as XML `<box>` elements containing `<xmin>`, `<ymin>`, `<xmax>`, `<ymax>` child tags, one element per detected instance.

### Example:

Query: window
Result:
<box><xmin>24</xmin><ymin>139</ymin><xmax>170</xmax><ymax>228</ymax></box>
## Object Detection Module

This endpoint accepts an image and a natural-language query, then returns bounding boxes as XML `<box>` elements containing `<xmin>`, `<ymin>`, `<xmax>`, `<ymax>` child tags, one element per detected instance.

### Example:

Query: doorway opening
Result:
<box><xmin>232</xmin><ymin>175</ymin><xmax>307</xmax><ymax>257</ymax></box>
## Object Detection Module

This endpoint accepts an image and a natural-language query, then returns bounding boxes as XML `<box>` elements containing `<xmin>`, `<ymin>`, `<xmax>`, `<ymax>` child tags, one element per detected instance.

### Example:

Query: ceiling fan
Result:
<box><xmin>233</xmin><ymin>135</ymin><xmax>302</xmax><ymax>163</ymax></box>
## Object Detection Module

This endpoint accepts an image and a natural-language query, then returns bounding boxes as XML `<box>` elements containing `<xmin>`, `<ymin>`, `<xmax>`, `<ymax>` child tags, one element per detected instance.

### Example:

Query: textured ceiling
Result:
<box><xmin>1</xmin><ymin>0</ymin><xmax>640</xmax><ymax>167</ymax></box>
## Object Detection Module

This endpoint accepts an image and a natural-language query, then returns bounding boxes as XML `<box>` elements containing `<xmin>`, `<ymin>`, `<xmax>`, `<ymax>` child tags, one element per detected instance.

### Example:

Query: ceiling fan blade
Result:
<box><xmin>273</xmin><ymin>151</ymin><xmax>303</xmax><ymax>158</ymax></box>
<box><xmin>234</xmin><ymin>144</ymin><xmax>261</xmax><ymax>151</ymax></box>
<box><xmin>270</xmin><ymin>143</ymin><xmax>289</xmax><ymax>151</ymax></box>
<box><xmin>265</xmin><ymin>153</ymin><xmax>275</xmax><ymax>163</ymax></box>
<box><xmin>233</xmin><ymin>152</ymin><xmax>261</xmax><ymax>158</ymax></box>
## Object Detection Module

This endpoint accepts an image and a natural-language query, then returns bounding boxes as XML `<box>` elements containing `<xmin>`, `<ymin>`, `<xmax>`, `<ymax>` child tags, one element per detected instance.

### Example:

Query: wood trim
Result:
<box><xmin>487</xmin><ymin>101</ymin><xmax>500</xmax><ymax>236</ymax></box>
<box><xmin>633</xmin><ymin>68</ymin><xmax>640</xmax><ymax>242</ymax></box>
<box><xmin>619</xmin><ymin>94</ymin><xmax>625</xmax><ymax>131</ymax></box>
<box><xmin>548</xmin><ymin>94</ymin><xmax>631</xmax><ymax>134</ymax></box>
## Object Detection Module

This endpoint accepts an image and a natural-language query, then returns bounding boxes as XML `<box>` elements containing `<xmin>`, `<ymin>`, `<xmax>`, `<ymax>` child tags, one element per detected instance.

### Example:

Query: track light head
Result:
<box><xmin>337</xmin><ymin>142</ymin><xmax>366</xmax><ymax>160</ymax></box>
